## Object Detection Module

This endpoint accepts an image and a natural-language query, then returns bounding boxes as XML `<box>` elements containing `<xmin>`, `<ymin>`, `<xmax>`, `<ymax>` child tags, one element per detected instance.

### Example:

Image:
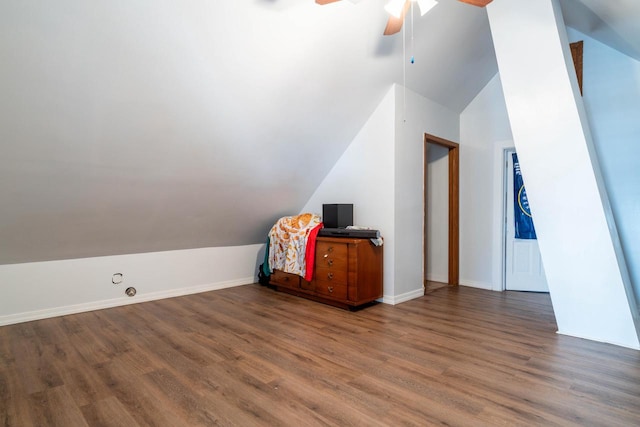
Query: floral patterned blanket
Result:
<box><xmin>268</xmin><ymin>213</ymin><xmax>322</xmax><ymax>281</ymax></box>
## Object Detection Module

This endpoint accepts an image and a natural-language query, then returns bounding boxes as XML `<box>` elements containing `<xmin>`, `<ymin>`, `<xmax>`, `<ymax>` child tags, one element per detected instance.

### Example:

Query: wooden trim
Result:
<box><xmin>570</xmin><ymin>41</ymin><xmax>583</xmax><ymax>95</ymax></box>
<box><xmin>424</xmin><ymin>133</ymin><xmax>460</xmax><ymax>290</ymax></box>
<box><xmin>457</xmin><ymin>0</ymin><xmax>493</xmax><ymax>7</ymax></box>
<box><xmin>424</xmin><ymin>133</ymin><xmax>459</xmax><ymax>149</ymax></box>
<box><xmin>423</xmin><ymin>138</ymin><xmax>429</xmax><ymax>292</ymax></box>
<box><xmin>448</xmin><ymin>145</ymin><xmax>459</xmax><ymax>286</ymax></box>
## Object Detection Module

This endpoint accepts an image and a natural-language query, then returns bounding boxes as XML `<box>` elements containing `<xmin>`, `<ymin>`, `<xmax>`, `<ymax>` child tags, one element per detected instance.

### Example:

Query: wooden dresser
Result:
<box><xmin>269</xmin><ymin>236</ymin><xmax>383</xmax><ymax>309</ymax></box>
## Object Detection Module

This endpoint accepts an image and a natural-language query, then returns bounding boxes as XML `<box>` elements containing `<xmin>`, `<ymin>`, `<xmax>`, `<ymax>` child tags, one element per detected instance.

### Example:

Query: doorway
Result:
<box><xmin>424</xmin><ymin>133</ymin><xmax>459</xmax><ymax>293</ymax></box>
<box><xmin>503</xmin><ymin>148</ymin><xmax>549</xmax><ymax>292</ymax></box>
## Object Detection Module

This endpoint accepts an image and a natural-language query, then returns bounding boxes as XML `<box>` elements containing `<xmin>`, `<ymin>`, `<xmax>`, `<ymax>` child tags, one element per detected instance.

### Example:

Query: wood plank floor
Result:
<box><xmin>1</xmin><ymin>284</ymin><xmax>639</xmax><ymax>426</ymax></box>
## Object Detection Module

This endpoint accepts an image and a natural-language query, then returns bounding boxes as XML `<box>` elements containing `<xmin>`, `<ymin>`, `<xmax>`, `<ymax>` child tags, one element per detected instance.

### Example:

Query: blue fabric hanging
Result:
<box><xmin>512</xmin><ymin>153</ymin><xmax>537</xmax><ymax>240</ymax></box>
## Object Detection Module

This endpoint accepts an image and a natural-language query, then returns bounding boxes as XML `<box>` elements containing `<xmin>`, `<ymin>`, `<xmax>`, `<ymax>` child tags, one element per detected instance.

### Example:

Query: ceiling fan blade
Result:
<box><xmin>316</xmin><ymin>0</ymin><xmax>342</xmax><ymax>4</ymax></box>
<box><xmin>383</xmin><ymin>0</ymin><xmax>410</xmax><ymax>36</ymax></box>
<box><xmin>457</xmin><ymin>0</ymin><xmax>493</xmax><ymax>7</ymax></box>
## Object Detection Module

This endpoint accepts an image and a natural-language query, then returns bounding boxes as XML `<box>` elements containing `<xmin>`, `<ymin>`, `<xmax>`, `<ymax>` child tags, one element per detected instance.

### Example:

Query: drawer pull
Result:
<box><xmin>328</xmin><ymin>286</ymin><xmax>334</xmax><ymax>293</ymax></box>
<box><xmin>323</xmin><ymin>254</ymin><xmax>328</xmax><ymax>258</ymax></box>
<box><xmin>328</xmin><ymin>247</ymin><xmax>334</xmax><ymax>253</ymax></box>
<box><xmin>327</xmin><ymin>273</ymin><xmax>334</xmax><ymax>280</ymax></box>
<box><xmin>327</xmin><ymin>259</ymin><xmax>333</xmax><ymax>266</ymax></box>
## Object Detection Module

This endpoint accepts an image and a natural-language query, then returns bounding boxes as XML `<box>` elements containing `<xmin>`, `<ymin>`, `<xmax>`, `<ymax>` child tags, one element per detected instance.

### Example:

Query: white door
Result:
<box><xmin>504</xmin><ymin>149</ymin><xmax>549</xmax><ymax>292</ymax></box>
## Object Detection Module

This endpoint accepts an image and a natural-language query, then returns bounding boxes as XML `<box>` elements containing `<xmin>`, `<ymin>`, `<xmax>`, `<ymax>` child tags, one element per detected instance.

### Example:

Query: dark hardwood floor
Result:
<box><xmin>425</xmin><ymin>280</ymin><xmax>449</xmax><ymax>293</ymax></box>
<box><xmin>1</xmin><ymin>284</ymin><xmax>639</xmax><ymax>426</ymax></box>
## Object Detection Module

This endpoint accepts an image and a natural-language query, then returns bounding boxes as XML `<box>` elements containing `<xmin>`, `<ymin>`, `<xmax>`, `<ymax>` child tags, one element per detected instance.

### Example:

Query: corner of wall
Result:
<box><xmin>301</xmin><ymin>85</ymin><xmax>397</xmax><ymax>299</ymax></box>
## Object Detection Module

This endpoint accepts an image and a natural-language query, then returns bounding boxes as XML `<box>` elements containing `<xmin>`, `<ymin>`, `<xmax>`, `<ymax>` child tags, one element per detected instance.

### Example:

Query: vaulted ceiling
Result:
<box><xmin>561</xmin><ymin>0</ymin><xmax>640</xmax><ymax>62</ymax></box>
<box><xmin>0</xmin><ymin>0</ymin><xmax>638</xmax><ymax>264</ymax></box>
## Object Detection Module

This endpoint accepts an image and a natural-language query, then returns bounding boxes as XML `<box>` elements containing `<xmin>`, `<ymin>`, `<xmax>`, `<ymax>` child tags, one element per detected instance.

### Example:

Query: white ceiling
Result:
<box><xmin>0</xmin><ymin>0</ymin><xmax>638</xmax><ymax>264</ymax></box>
<box><xmin>560</xmin><ymin>0</ymin><xmax>640</xmax><ymax>62</ymax></box>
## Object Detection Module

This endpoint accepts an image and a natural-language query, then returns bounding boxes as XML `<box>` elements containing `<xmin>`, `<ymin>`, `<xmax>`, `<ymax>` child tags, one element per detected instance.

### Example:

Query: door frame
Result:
<box><xmin>423</xmin><ymin>133</ymin><xmax>459</xmax><ymax>290</ymax></box>
<box><xmin>502</xmin><ymin>147</ymin><xmax>516</xmax><ymax>291</ymax></box>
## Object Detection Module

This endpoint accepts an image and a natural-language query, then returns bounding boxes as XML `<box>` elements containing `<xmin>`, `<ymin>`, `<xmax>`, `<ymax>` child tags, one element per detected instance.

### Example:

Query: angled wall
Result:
<box><xmin>567</xmin><ymin>27</ymin><xmax>640</xmax><ymax>309</ymax></box>
<box><xmin>487</xmin><ymin>0</ymin><xmax>639</xmax><ymax>348</ymax></box>
<box><xmin>0</xmin><ymin>0</ymin><xmax>396</xmax><ymax>265</ymax></box>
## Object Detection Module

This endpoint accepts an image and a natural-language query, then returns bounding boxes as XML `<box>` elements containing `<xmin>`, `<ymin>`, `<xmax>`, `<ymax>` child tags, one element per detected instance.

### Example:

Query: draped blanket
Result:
<box><xmin>268</xmin><ymin>213</ymin><xmax>322</xmax><ymax>281</ymax></box>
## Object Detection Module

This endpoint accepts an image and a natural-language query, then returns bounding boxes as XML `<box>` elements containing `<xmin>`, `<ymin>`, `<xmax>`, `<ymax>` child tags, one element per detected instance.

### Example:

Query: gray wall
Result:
<box><xmin>0</xmin><ymin>0</ymin><xmax>399</xmax><ymax>264</ymax></box>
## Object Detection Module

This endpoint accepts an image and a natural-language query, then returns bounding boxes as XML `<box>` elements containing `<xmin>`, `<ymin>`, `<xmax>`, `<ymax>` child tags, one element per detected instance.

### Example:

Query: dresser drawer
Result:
<box><xmin>314</xmin><ymin>267</ymin><xmax>347</xmax><ymax>285</ymax></box>
<box><xmin>316</xmin><ymin>241</ymin><xmax>348</xmax><ymax>270</ymax></box>
<box><xmin>300</xmin><ymin>279</ymin><xmax>316</xmax><ymax>292</ymax></box>
<box><xmin>272</xmin><ymin>236</ymin><xmax>382</xmax><ymax>309</ymax></box>
<box><xmin>314</xmin><ymin>281</ymin><xmax>348</xmax><ymax>300</ymax></box>
<box><xmin>270</xmin><ymin>270</ymin><xmax>300</xmax><ymax>289</ymax></box>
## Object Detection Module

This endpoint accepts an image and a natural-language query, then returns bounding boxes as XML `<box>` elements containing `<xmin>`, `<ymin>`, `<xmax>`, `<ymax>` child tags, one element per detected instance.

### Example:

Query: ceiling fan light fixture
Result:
<box><xmin>384</xmin><ymin>0</ymin><xmax>406</xmax><ymax>18</ymax></box>
<box><xmin>415</xmin><ymin>0</ymin><xmax>438</xmax><ymax>16</ymax></box>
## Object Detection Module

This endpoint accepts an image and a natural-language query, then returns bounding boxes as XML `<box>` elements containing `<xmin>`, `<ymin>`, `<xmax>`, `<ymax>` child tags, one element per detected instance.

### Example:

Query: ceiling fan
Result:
<box><xmin>316</xmin><ymin>0</ymin><xmax>493</xmax><ymax>35</ymax></box>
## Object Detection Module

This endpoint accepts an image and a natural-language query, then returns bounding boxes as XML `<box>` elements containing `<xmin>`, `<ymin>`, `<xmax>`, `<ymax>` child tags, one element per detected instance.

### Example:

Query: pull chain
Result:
<box><xmin>410</xmin><ymin>1</ymin><xmax>415</xmax><ymax>64</ymax></box>
<box><xmin>402</xmin><ymin>13</ymin><xmax>406</xmax><ymax>122</ymax></box>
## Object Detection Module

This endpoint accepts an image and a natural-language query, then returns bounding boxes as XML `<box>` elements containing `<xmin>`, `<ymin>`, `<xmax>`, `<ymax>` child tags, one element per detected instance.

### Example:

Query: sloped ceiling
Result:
<box><xmin>0</xmin><ymin>0</ymin><xmax>637</xmax><ymax>264</ymax></box>
<box><xmin>560</xmin><ymin>0</ymin><xmax>640</xmax><ymax>62</ymax></box>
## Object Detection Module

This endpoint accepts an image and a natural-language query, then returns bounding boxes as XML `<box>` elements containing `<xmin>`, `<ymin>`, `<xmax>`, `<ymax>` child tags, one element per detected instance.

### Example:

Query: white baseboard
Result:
<box><xmin>382</xmin><ymin>287</ymin><xmax>424</xmax><ymax>305</ymax></box>
<box><xmin>426</xmin><ymin>274</ymin><xmax>448</xmax><ymax>283</ymax></box>
<box><xmin>0</xmin><ymin>277</ymin><xmax>254</xmax><ymax>327</ymax></box>
<box><xmin>459</xmin><ymin>279</ymin><xmax>497</xmax><ymax>291</ymax></box>
<box><xmin>556</xmin><ymin>330</ymin><xmax>640</xmax><ymax>351</ymax></box>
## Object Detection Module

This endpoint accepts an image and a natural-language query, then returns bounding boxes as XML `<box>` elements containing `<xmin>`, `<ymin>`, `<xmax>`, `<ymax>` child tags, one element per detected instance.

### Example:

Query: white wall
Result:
<box><xmin>426</xmin><ymin>144</ymin><xmax>449</xmax><ymax>283</ymax></box>
<box><xmin>0</xmin><ymin>82</ymin><xmax>458</xmax><ymax>325</ymax></box>
<box><xmin>568</xmin><ymin>28</ymin><xmax>640</xmax><ymax>308</ymax></box>
<box><xmin>394</xmin><ymin>85</ymin><xmax>459</xmax><ymax>300</ymax></box>
<box><xmin>302</xmin><ymin>86</ymin><xmax>397</xmax><ymax>299</ymax></box>
<box><xmin>459</xmin><ymin>75</ymin><xmax>514</xmax><ymax>291</ymax></box>
<box><xmin>304</xmin><ymin>84</ymin><xmax>459</xmax><ymax>304</ymax></box>
<box><xmin>487</xmin><ymin>0</ymin><xmax>639</xmax><ymax>348</ymax></box>
<box><xmin>459</xmin><ymin>26</ymin><xmax>640</xmax><ymax>348</ymax></box>
<box><xmin>0</xmin><ymin>244</ymin><xmax>263</xmax><ymax>326</ymax></box>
